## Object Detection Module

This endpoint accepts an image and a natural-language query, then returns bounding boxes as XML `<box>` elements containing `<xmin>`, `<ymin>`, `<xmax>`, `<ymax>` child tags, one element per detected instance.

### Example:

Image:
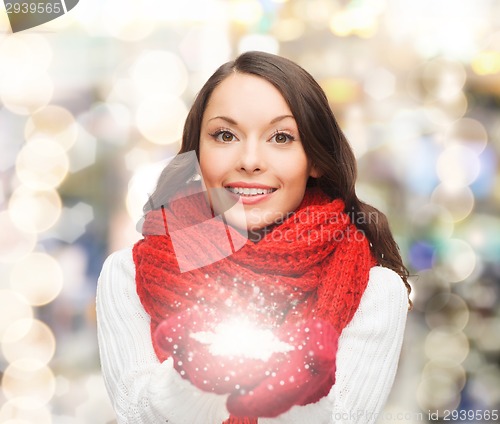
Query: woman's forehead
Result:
<box><xmin>202</xmin><ymin>73</ymin><xmax>294</xmax><ymax>125</ymax></box>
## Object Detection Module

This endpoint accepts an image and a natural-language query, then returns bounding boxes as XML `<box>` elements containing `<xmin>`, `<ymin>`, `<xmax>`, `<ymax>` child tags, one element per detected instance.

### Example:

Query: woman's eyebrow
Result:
<box><xmin>270</xmin><ymin>115</ymin><xmax>295</xmax><ymax>124</ymax></box>
<box><xmin>207</xmin><ymin>116</ymin><xmax>238</xmax><ymax>125</ymax></box>
<box><xmin>207</xmin><ymin>115</ymin><xmax>295</xmax><ymax>125</ymax></box>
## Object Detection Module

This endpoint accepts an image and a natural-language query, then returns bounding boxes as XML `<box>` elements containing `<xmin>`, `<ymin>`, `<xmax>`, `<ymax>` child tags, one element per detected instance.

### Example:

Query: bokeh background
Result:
<box><xmin>1</xmin><ymin>0</ymin><xmax>499</xmax><ymax>423</ymax></box>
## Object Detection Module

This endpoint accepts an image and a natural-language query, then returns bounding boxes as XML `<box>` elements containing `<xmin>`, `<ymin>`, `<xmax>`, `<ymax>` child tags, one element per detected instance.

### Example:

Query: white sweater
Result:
<box><xmin>96</xmin><ymin>248</ymin><xmax>408</xmax><ymax>424</ymax></box>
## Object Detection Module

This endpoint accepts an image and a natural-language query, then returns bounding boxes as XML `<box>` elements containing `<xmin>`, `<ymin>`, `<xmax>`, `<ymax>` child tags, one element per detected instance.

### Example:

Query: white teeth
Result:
<box><xmin>226</xmin><ymin>187</ymin><xmax>275</xmax><ymax>196</ymax></box>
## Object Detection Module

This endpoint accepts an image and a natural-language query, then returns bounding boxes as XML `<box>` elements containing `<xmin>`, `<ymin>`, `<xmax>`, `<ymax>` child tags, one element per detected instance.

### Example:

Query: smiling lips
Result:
<box><xmin>224</xmin><ymin>182</ymin><xmax>277</xmax><ymax>204</ymax></box>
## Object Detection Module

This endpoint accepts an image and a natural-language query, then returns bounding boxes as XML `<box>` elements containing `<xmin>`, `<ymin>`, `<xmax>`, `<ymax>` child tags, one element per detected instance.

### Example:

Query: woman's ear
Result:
<box><xmin>309</xmin><ymin>164</ymin><xmax>322</xmax><ymax>178</ymax></box>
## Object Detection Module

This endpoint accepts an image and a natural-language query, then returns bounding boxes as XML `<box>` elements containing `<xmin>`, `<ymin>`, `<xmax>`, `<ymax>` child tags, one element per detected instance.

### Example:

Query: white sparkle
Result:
<box><xmin>190</xmin><ymin>317</ymin><xmax>294</xmax><ymax>360</ymax></box>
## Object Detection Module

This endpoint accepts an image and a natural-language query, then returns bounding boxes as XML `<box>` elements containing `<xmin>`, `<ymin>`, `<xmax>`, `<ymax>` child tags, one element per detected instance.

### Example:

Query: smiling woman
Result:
<box><xmin>199</xmin><ymin>73</ymin><xmax>319</xmax><ymax>236</ymax></box>
<box><xmin>96</xmin><ymin>51</ymin><xmax>411</xmax><ymax>424</ymax></box>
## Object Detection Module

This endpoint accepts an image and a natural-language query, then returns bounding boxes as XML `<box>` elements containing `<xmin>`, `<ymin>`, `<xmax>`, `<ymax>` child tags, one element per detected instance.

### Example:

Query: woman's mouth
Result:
<box><xmin>224</xmin><ymin>184</ymin><xmax>277</xmax><ymax>204</ymax></box>
<box><xmin>226</xmin><ymin>187</ymin><xmax>276</xmax><ymax>196</ymax></box>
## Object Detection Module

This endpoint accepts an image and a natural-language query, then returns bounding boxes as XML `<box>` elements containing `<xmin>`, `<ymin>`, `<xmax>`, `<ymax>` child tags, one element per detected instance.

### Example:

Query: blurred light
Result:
<box><xmin>238</xmin><ymin>34</ymin><xmax>280</xmax><ymax>55</ymax></box>
<box><xmin>0</xmin><ymin>36</ymin><xmax>53</xmax><ymax>115</ymax></box>
<box><xmin>9</xmin><ymin>252</ymin><xmax>63</xmax><ymax>306</ymax></box>
<box><xmin>471</xmin><ymin>51</ymin><xmax>500</xmax><ymax>75</ymax></box>
<box><xmin>410</xmin><ymin>204</ymin><xmax>454</xmax><ymax>240</ymax></box>
<box><xmin>54</xmin><ymin>375</ymin><xmax>70</xmax><ymax>397</ymax></box>
<box><xmin>0</xmin><ymin>109</ymin><xmax>25</xmax><ymax>172</ymax></box>
<box><xmin>494</xmin><ymin>174</ymin><xmax>500</xmax><ymax>204</ymax></box>
<box><xmin>465</xmin><ymin>285</ymin><xmax>498</xmax><ymax>311</ymax></box>
<box><xmin>2</xmin><ymin>319</ymin><xmax>56</xmax><ymax>365</ymax></box>
<box><xmin>131</xmin><ymin>51</ymin><xmax>188</xmax><ymax>98</ymax></box>
<box><xmin>422</xmin><ymin>361</ymin><xmax>466</xmax><ymax>391</ymax></box>
<box><xmin>0</xmin><ymin>34</ymin><xmax>52</xmax><ymax>81</ymax></box>
<box><xmin>272</xmin><ymin>18</ymin><xmax>305</xmax><ymax>42</ymax></box>
<box><xmin>126</xmin><ymin>160</ymin><xmax>169</xmax><ymax>224</ymax></box>
<box><xmin>322</xmin><ymin>78</ymin><xmax>360</xmax><ymax>104</ymax></box>
<box><xmin>423</xmin><ymin>92</ymin><xmax>468</xmax><ymax>125</ymax></box>
<box><xmin>396</xmin><ymin>135</ymin><xmax>439</xmax><ymax>195</ymax></box>
<box><xmin>354</xmin><ymin>182</ymin><xmax>387</xmax><ymax>214</ymax></box>
<box><xmin>0</xmin><ymin>3</ymin><xmax>9</xmax><ymax>32</ymax></box>
<box><xmin>431</xmin><ymin>184</ymin><xmax>474</xmax><ymax>222</ymax></box>
<box><xmin>106</xmin><ymin>77</ymin><xmax>135</xmax><ymax>105</ymax></box>
<box><xmin>0</xmin><ymin>290</ymin><xmax>33</xmax><ymax>341</ymax></box>
<box><xmin>1</xmin><ymin>359</ymin><xmax>56</xmax><ymax>408</ymax></box>
<box><xmin>67</xmin><ymin>126</ymin><xmax>97</xmax><ymax>172</ymax></box>
<box><xmin>0</xmin><ymin>212</ymin><xmax>36</xmax><ymax>263</ymax></box>
<box><xmin>229</xmin><ymin>0</ymin><xmax>263</xmax><ymax>25</ymax></box>
<box><xmin>417</xmin><ymin>361</ymin><xmax>464</xmax><ymax>413</ymax></box>
<box><xmin>104</xmin><ymin>0</ymin><xmax>154</xmax><ymax>41</ymax></box>
<box><xmin>51</xmin><ymin>246</ymin><xmax>88</xmax><ymax>300</ymax></box>
<box><xmin>15</xmin><ymin>138</ymin><xmax>69</xmax><ymax>190</ymax></box>
<box><xmin>455</xmin><ymin>214</ymin><xmax>500</xmax><ymax>263</ymax></box>
<box><xmin>408</xmin><ymin>241</ymin><xmax>435</xmax><ymax>270</ymax></box>
<box><xmin>417</xmin><ymin>374</ymin><xmax>461</xmax><ymax>413</ymax></box>
<box><xmin>0</xmin><ymin>401</ymin><xmax>51</xmax><ymax>424</ymax></box>
<box><xmin>142</xmin><ymin>0</ymin><xmax>226</xmax><ymax>22</ymax></box>
<box><xmin>135</xmin><ymin>95</ymin><xmax>187</xmax><ymax>145</ymax></box>
<box><xmin>409</xmin><ymin>269</ymin><xmax>451</xmax><ymax>312</ymax></box>
<box><xmin>445</xmin><ymin>117</ymin><xmax>488</xmax><ymax>153</ymax></box>
<box><xmin>125</xmin><ymin>147</ymin><xmax>153</xmax><ymax>172</ymax></box>
<box><xmin>74</xmin><ymin>374</ymin><xmax>119</xmax><ymax>423</ymax></box>
<box><xmin>8</xmin><ymin>186</ymin><xmax>62</xmax><ymax>234</ymax></box>
<box><xmin>329</xmin><ymin>7</ymin><xmax>379</xmax><ymax>38</ymax></box>
<box><xmin>434</xmin><ymin>238</ymin><xmax>477</xmax><ymax>283</ymax></box>
<box><xmin>421</xmin><ymin>58</ymin><xmax>466</xmax><ymax>101</ymax></box>
<box><xmin>475</xmin><ymin>317</ymin><xmax>500</xmax><ymax>353</ymax></box>
<box><xmin>177</xmin><ymin>25</ymin><xmax>231</xmax><ymax>82</ymax></box>
<box><xmin>390</xmin><ymin>109</ymin><xmax>426</xmax><ymax>147</ymax></box>
<box><xmin>78</xmin><ymin>102</ymin><xmax>131</xmax><ymax>146</ymax></box>
<box><xmin>48</xmin><ymin>202</ymin><xmax>94</xmax><ymax>244</ymax></box>
<box><xmin>0</xmin><ymin>72</ymin><xmax>54</xmax><ymax>115</ymax></box>
<box><xmin>437</xmin><ymin>145</ymin><xmax>480</xmax><ymax>189</ymax></box>
<box><xmin>343</xmin><ymin>106</ymin><xmax>368</xmax><ymax>157</ymax></box>
<box><xmin>388</xmin><ymin>0</ymin><xmax>481</xmax><ymax>60</ymax></box>
<box><xmin>468</xmin><ymin>365</ymin><xmax>500</xmax><ymax>407</ymax></box>
<box><xmin>425</xmin><ymin>327</ymin><xmax>469</xmax><ymax>365</ymax></box>
<box><xmin>364</xmin><ymin>67</ymin><xmax>396</xmax><ymax>100</ymax></box>
<box><xmin>24</xmin><ymin>105</ymin><xmax>78</xmax><ymax>152</ymax></box>
<box><xmin>425</xmin><ymin>293</ymin><xmax>469</xmax><ymax>331</ymax></box>
<box><xmin>462</xmin><ymin>347</ymin><xmax>483</xmax><ymax>374</ymax></box>
<box><xmin>295</xmin><ymin>0</ymin><xmax>337</xmax><ymax>26</ymax></box>
<box><xmin>469</xmin><ymin>146</ymin><xmax>497</xmax><ymax>198</ymax></box>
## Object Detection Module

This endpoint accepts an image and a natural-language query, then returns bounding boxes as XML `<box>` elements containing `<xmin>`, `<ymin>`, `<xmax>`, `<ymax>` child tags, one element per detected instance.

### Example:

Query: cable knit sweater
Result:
<box><xmin>96</xmin><ymin>248</ymin><xmax>408</xmax><ymax>424</ymax></box>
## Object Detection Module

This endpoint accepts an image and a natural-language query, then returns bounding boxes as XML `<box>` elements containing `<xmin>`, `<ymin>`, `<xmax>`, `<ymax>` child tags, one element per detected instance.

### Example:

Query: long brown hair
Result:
<box><xmin>147</xmin><ymin>51</ymin><xmax>411</xmax><ymax>305</ymax></box>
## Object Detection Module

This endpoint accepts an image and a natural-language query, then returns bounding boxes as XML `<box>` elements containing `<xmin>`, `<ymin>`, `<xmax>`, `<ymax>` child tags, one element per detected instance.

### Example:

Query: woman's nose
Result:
<box><xmin>237</xmin><ymin>140</ymin><xmax>265</xmax><ymax>173</ymax></box>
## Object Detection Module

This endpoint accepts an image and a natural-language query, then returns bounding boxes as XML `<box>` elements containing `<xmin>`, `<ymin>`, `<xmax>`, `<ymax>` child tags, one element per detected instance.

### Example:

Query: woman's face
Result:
<box><xmin>199</xmin><ymin>73</ymin><xmax>318</xmax><ymax>234</ymax></box>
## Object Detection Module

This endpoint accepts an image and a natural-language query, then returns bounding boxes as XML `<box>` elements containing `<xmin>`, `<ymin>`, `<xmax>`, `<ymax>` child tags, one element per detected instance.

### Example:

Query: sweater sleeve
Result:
<box><xmin>260</xmin><ymin>266</ymin><xmax>409</xmax><ymax>424</ymax></box>
<box><xmin>96</xmin><ymin>248</ymin><xmax>230</xmax><ymax>424</ymax></box>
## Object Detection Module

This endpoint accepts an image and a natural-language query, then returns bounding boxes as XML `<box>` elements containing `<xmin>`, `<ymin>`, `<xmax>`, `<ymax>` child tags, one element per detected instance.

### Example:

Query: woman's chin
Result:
<box><xmin>221</xmin><ymin>215</ymin><xmax>270</xmax><ymax>241</ymax></box>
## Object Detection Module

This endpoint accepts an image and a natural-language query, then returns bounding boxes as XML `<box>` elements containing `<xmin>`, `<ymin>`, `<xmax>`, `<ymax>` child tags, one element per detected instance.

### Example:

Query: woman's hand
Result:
<box><xmin>155</xmin><ymin>310</ymin><xmax>339</xmax><ymax>417</ymax></box>
<box><xmin>154</xmin><ymin>309</ymin><xmax>274</xmax><ymax>394</ymax></box>
<box><xmin>227</xmin><ymin>318</ymin><xmax>339</xmax><ymax>418</ymax></box>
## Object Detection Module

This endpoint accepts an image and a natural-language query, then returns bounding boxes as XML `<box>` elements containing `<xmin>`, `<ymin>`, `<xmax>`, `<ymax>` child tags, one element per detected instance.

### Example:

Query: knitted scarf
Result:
<box><xmin>133</xmin><ymin>187</ymin><xmax>376</xmax><ymax>424</ymax></box>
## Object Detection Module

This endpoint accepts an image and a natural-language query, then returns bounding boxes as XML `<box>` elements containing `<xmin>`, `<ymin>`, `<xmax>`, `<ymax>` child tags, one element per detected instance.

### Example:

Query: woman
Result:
<box><xmin>97</xmin><ymin>51</ymin><xmax>410</xmax><ymax>424</ymax></box>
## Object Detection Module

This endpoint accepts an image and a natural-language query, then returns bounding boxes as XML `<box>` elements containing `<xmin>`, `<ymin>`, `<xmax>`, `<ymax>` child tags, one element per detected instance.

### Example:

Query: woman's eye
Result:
<box><xmin>271</xmin><ymin>132</ymin><xmax>294</xmax><ymax>144</ymax></box>
<box><xmin>211</xmin><ymin>130</ymin><xmax>237</xmax><ymax>143</ymax></box>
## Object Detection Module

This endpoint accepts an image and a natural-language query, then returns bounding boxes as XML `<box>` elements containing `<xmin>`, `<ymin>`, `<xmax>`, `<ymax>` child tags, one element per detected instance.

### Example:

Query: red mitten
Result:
<box><xmin>226</xmin><ymin>318</ymin><xmax>338</xmax><ymax>418</ymax></box>
<box><xmin>154</xmin><ymin>309</ymin><xmax>275</xmax><ymax>394</ymax></box>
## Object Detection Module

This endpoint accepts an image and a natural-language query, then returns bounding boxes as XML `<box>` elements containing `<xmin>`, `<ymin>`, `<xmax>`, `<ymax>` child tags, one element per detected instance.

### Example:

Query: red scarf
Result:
<box><xmin>133</xmin><ymin>187</ymin><xmax>376</xmax><ymax>423</ymax></box>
